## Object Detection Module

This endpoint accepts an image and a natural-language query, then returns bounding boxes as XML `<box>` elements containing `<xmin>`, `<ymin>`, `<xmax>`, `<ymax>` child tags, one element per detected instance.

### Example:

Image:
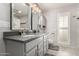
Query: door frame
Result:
<box><xmin>56</xmin><ymin>12</ymin><xmax>70</xmax><ymax>46</ymax></box>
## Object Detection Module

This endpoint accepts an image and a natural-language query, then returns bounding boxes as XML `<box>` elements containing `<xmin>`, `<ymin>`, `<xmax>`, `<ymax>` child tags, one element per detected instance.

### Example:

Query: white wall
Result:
<box><xmin>0</xmin><ymin>3</ymin><xmax>10</xmax><ymax>55</ymax></box>
<box><xmin>44</xmin><ymin>10</ymin><xmax>57</xmax><ymax>44</ymax></box>
<box><xmin>70</xmin><ymin>4</ymin><xmax>79</xmax><ymax>47</ymax></box>
<box><xmin>45</xmin><ymin>10</ymin><xmax>57</xmax><ymax>34</ymax></box>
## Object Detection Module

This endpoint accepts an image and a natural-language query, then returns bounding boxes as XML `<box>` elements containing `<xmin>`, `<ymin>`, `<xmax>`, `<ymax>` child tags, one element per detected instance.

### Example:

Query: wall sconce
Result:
<box><xmin>29</xmin><ymin>3</ymin><xmax>42</xmax><ymax>13</ymax></box>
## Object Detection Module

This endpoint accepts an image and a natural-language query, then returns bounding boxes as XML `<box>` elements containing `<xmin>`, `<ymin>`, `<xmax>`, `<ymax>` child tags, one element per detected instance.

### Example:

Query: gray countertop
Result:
<box><xmin>4</xmin><ymin>33</ymin><xmax>48</xmax><ymax>43</ymax></box>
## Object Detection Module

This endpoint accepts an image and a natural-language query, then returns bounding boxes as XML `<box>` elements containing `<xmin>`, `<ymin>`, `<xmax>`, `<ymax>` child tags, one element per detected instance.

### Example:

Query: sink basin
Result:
<box><xmin>22</xmin><ymin>35</ymin><xmax>36</xmax><ymax>37</ymax></box>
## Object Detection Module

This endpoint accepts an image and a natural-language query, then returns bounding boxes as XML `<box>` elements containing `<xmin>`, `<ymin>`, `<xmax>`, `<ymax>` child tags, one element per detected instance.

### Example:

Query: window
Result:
<box><xmin>58</xmin><ymin>16</ymin><xmax>68</xmax><ymax>28</ymax></box>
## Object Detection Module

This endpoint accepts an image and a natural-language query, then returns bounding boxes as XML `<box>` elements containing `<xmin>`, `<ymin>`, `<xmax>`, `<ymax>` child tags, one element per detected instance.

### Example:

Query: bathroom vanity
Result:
<box><xmin>3</xmin><ymin>3</ymin><xmax>49</xmax><ymax>56</ymax></box>
<box><xmin>3</xmin><ymin>32</ymin><xmax>49</xmax><ymax>56</ymax></box>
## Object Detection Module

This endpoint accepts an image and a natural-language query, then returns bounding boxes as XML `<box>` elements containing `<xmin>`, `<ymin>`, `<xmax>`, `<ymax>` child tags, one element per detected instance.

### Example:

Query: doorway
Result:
<box><xmin>57</xmin><ymin>14</ymin><xmax>70</xmax><ymax>47</ymax></box>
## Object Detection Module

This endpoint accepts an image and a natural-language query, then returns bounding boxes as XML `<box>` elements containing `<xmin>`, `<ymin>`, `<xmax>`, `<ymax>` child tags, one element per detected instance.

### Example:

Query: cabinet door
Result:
<box><xmin>25</xmin><ymin>39</ymin><xmax>38</xmax><ymax>52</ymax></box>
<box><xmin>44</xmin><ymin>40</ymin><xmax>47</xmax><ymax>55</ymax></box>
<box><xmin>37</xmin><ymin>41</ymin><xmax>44</xmax><ymax>56</ymax></box>
<box><xmin>5</xmin><ymin>40</ymin><xmax>25</xmax><ymax>56</ymax></box>
<box><xmin>37</xmin><ymin>37</ymin><xmax>44</xmax><ymax>56</ymax></box>
<box><xmin>46</xmin><ymin>38</ymin><xmax>48</xmax><ymax>51</ymax></box>
<box><xmin>44</xmin><ymin>38</ymin><xmax>48</xmax><ymax>55</ymax></box>
<box><xmin>26</xmin><ymin>46</ymin><xmax>37</xmax><ymax>56</ymax></box>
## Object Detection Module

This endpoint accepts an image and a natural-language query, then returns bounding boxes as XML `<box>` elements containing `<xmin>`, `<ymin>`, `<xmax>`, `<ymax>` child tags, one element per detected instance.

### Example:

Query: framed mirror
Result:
<box><xmin>10</xmin><ymin>3</ymin><xmax>32</xmax><ymax>31</ymax></box>
<box><xmin>32</xmin><ymin>12</ymin><xmax>39</xmax><ymax>31</ymax></box>
<box><xmin>10</xmin><ymin>3</ymin><xmax>46</xmax><ymax>33</ymax></box>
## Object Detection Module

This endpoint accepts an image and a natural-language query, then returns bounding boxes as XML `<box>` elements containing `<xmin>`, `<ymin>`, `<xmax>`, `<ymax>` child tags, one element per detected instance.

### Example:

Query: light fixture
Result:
<box><xmin>18</xmin><ymin>10</ymin><xmax>22</xmax><ymax>13</ymax></box>
<box><xmin>29</xmin><ymin>3</ymin><xmax>42</xmax><ymax>13</ymax></box>
<box><xmin>38</xmin><ymin>9</ymin><xmax>41</xmax><ymax>13</ymax></box>
<box><xmin>36</xmin><ymin>7</ymin><xmax>41</xmax><ymax>13</ymax></box>
<box><xmin>33</xmin><ymin>4</ymin><xmax>37</xmax><ymax>7</ymax></box>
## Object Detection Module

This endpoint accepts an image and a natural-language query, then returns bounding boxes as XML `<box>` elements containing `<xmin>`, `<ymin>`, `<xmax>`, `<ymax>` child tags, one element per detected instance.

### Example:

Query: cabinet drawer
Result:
<box><xmin>44</xmin><ymin>34</ymin><xmax>55</xmax><ymax>39</ymax></box>
<box><xmin>25</xmin><ymin>39</ymin><xmax>38</xmax><ymax>52</ymax></box>
<box><xmin>44</xmin><ymin>34</ymin><xmax>50</xmax><ymax>39</ymax></box>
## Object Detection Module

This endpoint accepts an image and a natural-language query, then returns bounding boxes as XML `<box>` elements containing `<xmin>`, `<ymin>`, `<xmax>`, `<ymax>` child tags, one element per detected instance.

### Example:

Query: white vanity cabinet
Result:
<box><xmin>43</xmin><ymin>35</ymin><xmax>48</xmax><ymax>55</ymax></box>
<box><xmin>37</xmin><ymin>37</ymin><xmax>44</xmax><ymax>56</ymax></box>
<box><xmin>37</xmin><ymin>34</ymin><xmax>49</xmax><ymax>56</ymax></box>
<box><xmin>26</xmin><ymin>46</ymin><xmax>37</xmax><ymax>56</ymax></box>
<box><xmin>25</xmin><ymin>39</ymin><xmax>38</xmax><ymax>53</ymax></box>
<box><xmin>5</xmin><ymin>40</ymin><xmax>25</xmax><ymax>56</ymax></box>
<box><xmin>5</xmin><ymin>38</ymin><xmax>38</xmax><ymax>56</ymax></box>
<box><xmin>25</xmin><ymin>39</ymin><xmax>38</xmax><ymax>56</ymax></box>
<box><xmin>4</xmin><ymin>34</ymin><xmax>49</xmax><ymax>56</ymax></box>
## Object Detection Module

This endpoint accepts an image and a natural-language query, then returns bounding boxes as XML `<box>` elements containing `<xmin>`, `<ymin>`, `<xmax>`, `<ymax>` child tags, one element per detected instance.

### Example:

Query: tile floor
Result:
<box><xmin>47</xmin><ymin>45</ymin><xmax>79</xmax><ymax>56</ymax></box>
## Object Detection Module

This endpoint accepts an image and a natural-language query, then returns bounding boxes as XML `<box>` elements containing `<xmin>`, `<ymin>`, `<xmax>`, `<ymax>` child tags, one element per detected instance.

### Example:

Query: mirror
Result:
<box><xmin>10</xmin><ymin>3</ymin><xmax>46</xmax><ymax>33</ymax></box>
<box><xmin>32</xmin><ymin>12</ymin><xmax>39</xmax><ymax>31</ymax></box>
<box><xmin>10</xmin><ymin>3</ymin><xmax>31</xmax><ymax>31</ymax></box>
<box><xmin>32</xmin><ymin>11</ymin><xmax>46</xmax><ymax>32</ymax></box>
<box><xmin>38</xmin><ymin>14</ymin><xmax>47</xmax><ymax>32</ymax></box>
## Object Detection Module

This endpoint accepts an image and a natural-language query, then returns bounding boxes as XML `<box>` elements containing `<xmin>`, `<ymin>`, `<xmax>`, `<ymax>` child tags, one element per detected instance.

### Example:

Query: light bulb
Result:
<box><xmin>18</xmin><ymin>10</ymin><xmax>22</xmax><ymax>13</ymax></box>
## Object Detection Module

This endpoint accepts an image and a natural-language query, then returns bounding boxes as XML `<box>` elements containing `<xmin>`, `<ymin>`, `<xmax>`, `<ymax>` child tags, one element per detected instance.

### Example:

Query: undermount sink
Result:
<box><xmin>21</xmin><ymin>34</ymin><xmax>36</xmax><ymax>37</ymax></box>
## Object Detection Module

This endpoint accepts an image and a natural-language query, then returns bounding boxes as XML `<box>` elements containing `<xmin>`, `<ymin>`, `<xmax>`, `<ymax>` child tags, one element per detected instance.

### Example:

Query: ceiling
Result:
<box><xmin>38</xmin><ymin>3</ymin><xmax>77</xmax><ymax>12</ymax></box>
